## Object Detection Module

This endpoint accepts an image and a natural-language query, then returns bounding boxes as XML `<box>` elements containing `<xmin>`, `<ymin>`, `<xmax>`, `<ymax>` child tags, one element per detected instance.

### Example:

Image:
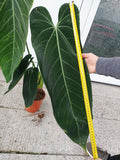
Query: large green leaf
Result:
<box><xmin>5</xmin><ymin>54</ymin><xmax>32</xmax><ymax>94</ymax></box>
<box><xmin>0</xmin><ymin>0</ymin><xmax>33</xmax><ymax>82</ymax></box>
<box><xmin>30</xmin><ymin>4</ymin><xmax>92</xmax><ymax>150</ymax></box>
<box><xmin>23</xmin><ymin>67</ymin><xmax>39</xmax><ymax>108</ymax></box>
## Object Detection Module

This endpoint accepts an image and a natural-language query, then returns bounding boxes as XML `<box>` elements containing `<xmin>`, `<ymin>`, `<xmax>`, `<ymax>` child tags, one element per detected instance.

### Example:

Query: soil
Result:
<box><xmin>34</xmin><ymin>88</ymin><xmax>45</xmax><ymax>101</ymax></box>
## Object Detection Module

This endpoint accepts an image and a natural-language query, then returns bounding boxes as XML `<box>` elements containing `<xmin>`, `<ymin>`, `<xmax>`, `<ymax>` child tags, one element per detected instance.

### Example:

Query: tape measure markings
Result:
<box><xmin>69</xmin><ymin>2</ymin><xmax>98</xmax><ymax>159</ymax></box>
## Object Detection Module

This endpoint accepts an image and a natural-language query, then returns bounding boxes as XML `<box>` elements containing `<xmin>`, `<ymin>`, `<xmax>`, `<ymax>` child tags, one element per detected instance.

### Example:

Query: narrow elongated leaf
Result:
<box><xmin>0</xmin><ymin>0</ymin><xmax>33</xmax><ymax>82</ymax></box>
<box><xmin>30</xmin><ymin>4</ymin><xmax>92</xmax><ymax>150</ymax></box>
<box><xmin>5</xmin><ymin>54</ymin><xmax>32</xmax><ymax>94</ymax></box>
<box><xmin>23</xmin><ymin>67</ymin><xmax>39</xmax><ymax>108</ymax></box>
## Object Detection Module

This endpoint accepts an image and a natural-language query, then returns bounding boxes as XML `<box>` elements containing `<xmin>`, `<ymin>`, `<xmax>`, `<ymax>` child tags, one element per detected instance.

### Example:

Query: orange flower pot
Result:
<box><xmin>25</xmin><ymin>88</ymin><xmax>45</xmax><ymax>113</ymax></box>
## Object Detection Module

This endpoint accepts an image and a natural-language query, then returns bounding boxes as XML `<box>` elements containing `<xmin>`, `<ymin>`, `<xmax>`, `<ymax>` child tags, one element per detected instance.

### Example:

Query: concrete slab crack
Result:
<box><xmin>0</xmin><ymin>150</ymin><xmax>88</xmax><ymax>157</ymax></box>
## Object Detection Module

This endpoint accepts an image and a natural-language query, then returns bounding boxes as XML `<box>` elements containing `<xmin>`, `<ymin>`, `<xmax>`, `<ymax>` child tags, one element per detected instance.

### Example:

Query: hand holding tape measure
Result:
<box><xmin>69</xmin><ymin>1</ymin><xmax>98</xmax><ymax>159</ymax></box>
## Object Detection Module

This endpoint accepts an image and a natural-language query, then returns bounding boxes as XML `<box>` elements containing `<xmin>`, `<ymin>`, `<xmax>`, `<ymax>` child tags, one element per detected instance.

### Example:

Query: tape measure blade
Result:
<box><xmin>69</xmin><ymin>2</ymin><xmax>98</xmax><ymax>159</ymax></box>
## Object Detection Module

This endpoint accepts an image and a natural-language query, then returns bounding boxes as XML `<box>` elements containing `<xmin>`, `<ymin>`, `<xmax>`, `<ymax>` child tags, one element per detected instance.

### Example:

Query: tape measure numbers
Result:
<box><xmin>69</xmin><ymin>2</ymin><xmax>98</xmax><ymax>159</ymax></box>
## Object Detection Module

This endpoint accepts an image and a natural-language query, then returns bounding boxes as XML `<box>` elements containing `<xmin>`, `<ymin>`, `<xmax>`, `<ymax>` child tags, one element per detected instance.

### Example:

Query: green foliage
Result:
<box><xmin>0</xmin><ymin>1</ymin><xmax>93</xmax><ymax>151</ymax></box>
<box><xmin>23</xmin><ymin>67</ymin><xmax>39</xmax><ymax>108</ymax></box>
<box><xmin>5</xmin><ymin>54</ymin><xmax>32</xmax><ymax>94</ymax></box>
<box><xmin>30</xmin><ymin>4</ymin><xmax>92</xmax><ymax>150</ymax></box>
<box><xmin>0</xmin><ymin>0</ymin><xmax>33</xmax><ymax>82</ymax></box>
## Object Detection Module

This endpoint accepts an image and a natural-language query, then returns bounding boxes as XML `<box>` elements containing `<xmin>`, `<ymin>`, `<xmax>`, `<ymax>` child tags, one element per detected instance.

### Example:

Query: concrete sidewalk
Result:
<box><xmin>0</xmin><ymin>69</ymin><xmax>120</xmax><ymax>160</ymax></box>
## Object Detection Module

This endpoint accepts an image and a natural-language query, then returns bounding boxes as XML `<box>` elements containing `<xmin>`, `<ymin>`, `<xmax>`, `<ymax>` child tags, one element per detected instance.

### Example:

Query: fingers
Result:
<box><xmin>82</xmin><ymin>53</ymin><xmax>89</xmax><ymax>58</ymax></box>
<box><xmin>82</xmin><ymin>53</ymin><xmax>98</xmax><ymax>73</ymax></box>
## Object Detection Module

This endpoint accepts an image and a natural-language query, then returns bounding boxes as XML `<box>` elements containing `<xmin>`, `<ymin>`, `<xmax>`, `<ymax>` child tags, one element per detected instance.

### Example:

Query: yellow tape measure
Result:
<box><xmin>69</xmin><ymin>2</ymin><xmax>98</xmax><ymax>159</ymax></box>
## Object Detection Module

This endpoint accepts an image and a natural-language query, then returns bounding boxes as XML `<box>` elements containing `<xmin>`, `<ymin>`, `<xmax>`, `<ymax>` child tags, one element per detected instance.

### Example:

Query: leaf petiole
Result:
<box><xmin>37</xmin><ymin>72</ymin><xmax>43</xmax><ymax>89</ymax></box>
<box><xmin>26</xmin><ymin>42</ymin><xmax>35</xmax><ymax>68</ymax></box>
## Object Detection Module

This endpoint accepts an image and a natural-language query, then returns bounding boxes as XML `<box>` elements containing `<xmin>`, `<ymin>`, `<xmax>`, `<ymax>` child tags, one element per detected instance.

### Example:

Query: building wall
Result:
<box><xmin>83</xmin><ymin>0</ymin><xmax>120</xmax><ymax>85</ymax></box>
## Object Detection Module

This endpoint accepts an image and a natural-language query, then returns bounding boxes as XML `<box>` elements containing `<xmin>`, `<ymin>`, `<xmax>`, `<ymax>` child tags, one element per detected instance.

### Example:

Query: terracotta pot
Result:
<box><xmin>25</xmin><ymin>88</ymin><xmax>45</xmax><ymax>113</ymax></box>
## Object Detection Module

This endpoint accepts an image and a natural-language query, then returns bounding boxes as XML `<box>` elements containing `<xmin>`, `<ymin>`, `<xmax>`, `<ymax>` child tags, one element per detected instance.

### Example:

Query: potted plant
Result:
<box><xmin>5</xmin><ymin>46</ymin><xmax>45</xmax><ymax>113</ymax></box>
<box><xmin>0</xmin><ymin>1</ymin><xmax>92</xmax><ymax>153</ymax></box>
<box><xmin>0</xmin><ymin>1</ymin><xmax>46</xmax><ymax>113</ymax></box>
<box><xmin>24</xmin><ymin>67</ymin><xmax>45</xmax><ymax>113</ymax></box>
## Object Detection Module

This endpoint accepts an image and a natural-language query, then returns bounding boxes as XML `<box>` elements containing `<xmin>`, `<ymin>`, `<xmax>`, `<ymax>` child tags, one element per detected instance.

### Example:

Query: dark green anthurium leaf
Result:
<box><xmin>0</xmin><ymin>0</ymin><xmax>4</xmax><ymax>10</ymax></box>
<box><xmin>5</xmin><ymin>54</ymin><xmax>32</xmax><ymax>94</ymax></box>
<box><xmin>23</xmin><ymin>67</ymin><xmax>39</xmax><ymax>108</ymax></box>
<box><xmin>0</xmin><ymin>0</ymin><xmax>33</xmax><ymax>82</ymax></box>
<box><xmin>30</xmin><ymin>4</ymin><xmax>92</xmax><ymax>150</ymax></box>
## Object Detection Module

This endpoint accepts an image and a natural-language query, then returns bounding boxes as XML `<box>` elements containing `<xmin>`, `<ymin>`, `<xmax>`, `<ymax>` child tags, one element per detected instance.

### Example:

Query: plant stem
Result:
<box><xmin>38</xmin><ymin>72</ymin><xmax>43</xmax><ymax>89</ymax></box>
<box><xmin>26</xmin><ymin>42</ymin><xmax>31</xmax><ymax>55</ymax></box>
<box><xmin>39</xmin><ymin>76</ymin><xmax>44</xmax><ymax>88</ymax></box>
<box><xmin>26</xmin><ymin>42</ymin><xmax>35</xmax><ymax>68</ymax></box>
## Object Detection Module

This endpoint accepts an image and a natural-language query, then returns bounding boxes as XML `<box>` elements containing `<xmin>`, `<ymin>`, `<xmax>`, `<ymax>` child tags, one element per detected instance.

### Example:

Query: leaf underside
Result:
<box><xmin>5</xmin><ymin>54</ymin><xmax>32</xmax><ymax>94</ymax></box>
<box><xmin>23</xmin><ymin>67</ymin><xmax>39</xmax><ymax>108</ymax></box>
<box><xmin>30</xmin><ymin>4</ymin><xmax>92</xmax><ymax>150</ymax></box>
<box><xmin>0</xmin><ymin>0</ymin><xmax>33</xmax><ymax>82</ymax></box>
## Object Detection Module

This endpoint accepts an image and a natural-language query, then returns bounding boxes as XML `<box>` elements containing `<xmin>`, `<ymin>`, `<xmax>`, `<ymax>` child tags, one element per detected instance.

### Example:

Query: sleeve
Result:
<box><xmin>109</xmin><ymin>154</ymin><xmax>120</xmax><ymax>160</ymax></box>
<box><xmin>96</xmin><ymin>57</ymin><xmax>120</xmax><ymax>79</ymax></box>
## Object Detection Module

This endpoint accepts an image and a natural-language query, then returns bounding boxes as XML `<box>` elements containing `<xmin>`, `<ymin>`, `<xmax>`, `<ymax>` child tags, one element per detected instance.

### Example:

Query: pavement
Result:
<box><xmin>0</xmin><ymin>69</ymin><xmax>120</xmax><ymax>160</ymax></box>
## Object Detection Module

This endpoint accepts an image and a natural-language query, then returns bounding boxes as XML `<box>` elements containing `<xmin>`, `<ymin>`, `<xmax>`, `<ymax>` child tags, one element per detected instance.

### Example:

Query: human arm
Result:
<box><xmin>82</xmin><ymin>53</ymin><xmax>98</xmax><ymax>73</ymax></box>
<box><xmin>96</xmin><ymin>57</ymin><xmax>120</xmax><ymax>79</ymax></box>
<box><xmin>82</xmin><ymin>53</ymin><xmax>120</xmax><ymax>79</ymax></box>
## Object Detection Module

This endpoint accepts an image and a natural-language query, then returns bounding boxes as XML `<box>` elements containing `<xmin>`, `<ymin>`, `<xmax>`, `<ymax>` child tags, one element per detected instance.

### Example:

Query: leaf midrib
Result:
<box><xmin>11</xmin><ymin>0</ymin><xmax>15</xmax><ymax>79</ymax></box>
<box><xmin>55</xmin><ymin>28</ymin><xmax>80</xmax><ymax>137</ymax></box>
<box><xmin>0</xmin><ymin>0</ymin><xmax>6</xmax><ymax>11</ymax></box>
